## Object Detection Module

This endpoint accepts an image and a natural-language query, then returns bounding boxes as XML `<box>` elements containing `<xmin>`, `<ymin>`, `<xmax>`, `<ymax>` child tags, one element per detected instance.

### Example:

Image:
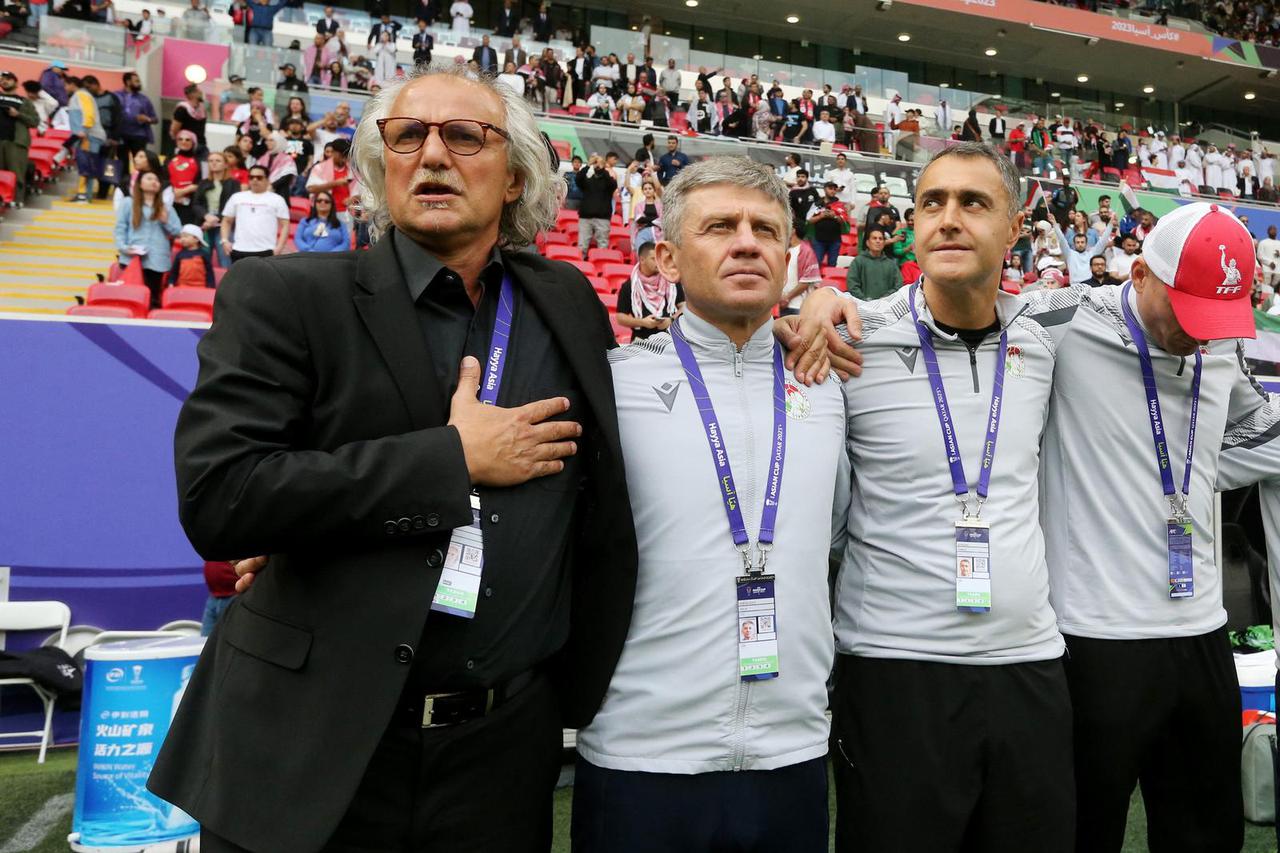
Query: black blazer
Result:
<box><xmin>192</xmin><ymin>176</ymin><xmax>241</xmax><ymax>221</ymax></box>
<box><xmin>533</xmin><ymin>11</ymin><xmax>551</xmax><ymax>41</ymax></box>
<box><xmin>494</xmin><ymin>5</ymin><xmax>517</xmax><ymax>36</ymax></box>
<box><xmin>147</xmin><ymin>236</ymin><xmax>638</xmax><ymax>853</ymax></box>
<box><xmin>472</xmin><ymin>44</ymin><xmax>498</xmax><ymax>73</ymax></box>
<box><xmin>315</xmin><ymin>15</ymin><xmax>338</xmax><ymax>37</ymax></box>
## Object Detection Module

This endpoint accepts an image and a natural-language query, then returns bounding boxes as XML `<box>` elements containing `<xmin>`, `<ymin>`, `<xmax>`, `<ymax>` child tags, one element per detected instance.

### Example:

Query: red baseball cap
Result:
<box><xmin>1141</xmin><ymin>202</ymin><xmax>1256</xmax><ymax>340</ymax></box>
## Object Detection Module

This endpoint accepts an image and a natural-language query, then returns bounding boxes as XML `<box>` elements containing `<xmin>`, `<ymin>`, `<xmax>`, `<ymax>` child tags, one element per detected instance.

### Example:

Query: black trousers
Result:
<box><xmin>142</xmin><ymin>267</ymin><xmax>165</xmax><ymax>308</ymax></box>
<box><xmin>201</xmin><ymin>672</ymin><xmax>562</xmax><ymax>853</ymax></box>
<box><xmin>831</xmin><ymin>654</ymin><xmax>1075</xmax><ymax>853</ymax></box>
<box><xmin>1064</xmin><ymin>630</ymin><xmax>1243</xmax><ymax>853</ymax></box>
<box><xmin>570</xmin><ymin>755</ymin><xmax>828</xmax><ymax>853</ymax></box>
<box><xmin>230</xmin><ymin>249</ymin><xmax>273</xmax><ymax>264</ymax></box>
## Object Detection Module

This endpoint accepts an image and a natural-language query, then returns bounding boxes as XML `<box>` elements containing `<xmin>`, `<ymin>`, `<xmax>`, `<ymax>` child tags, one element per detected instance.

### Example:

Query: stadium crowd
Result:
<box><xmin>1041</xmin><ymin>0</ymin><xmax>1280</xmax><ymax>46</ymax></box>
<box><xmin>4</xmin><ymin>1</ymin><xmax>1280</xmax><ymax>323</ymax></box>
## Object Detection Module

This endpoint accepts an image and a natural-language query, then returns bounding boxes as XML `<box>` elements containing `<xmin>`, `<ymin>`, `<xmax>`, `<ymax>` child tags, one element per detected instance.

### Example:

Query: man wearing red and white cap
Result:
<box><xmin>1038</xmin><ymin>201</ymin><xmax>1279</xmax><ymax>853</ymax></box>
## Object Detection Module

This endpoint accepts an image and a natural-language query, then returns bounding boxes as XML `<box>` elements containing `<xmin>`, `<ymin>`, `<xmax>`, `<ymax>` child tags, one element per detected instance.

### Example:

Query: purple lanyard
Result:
<box><xmin>1120</xmin><ymin>283</ymin><xmax>1201</xmax><ymax>516</ymax></box>
<box><xmin>477</xmin><ymin>275</ymin><xmax>515</xmax><ymax>406</ymax></box>
<box><xmin>907</xmin><ymin>284</ymin><xmax>1007</xmax><ymax>516</ymax></box>
<box><xmin>669</xmin><ymin>321</ymin><xmax>787</xmax><ymax>571</ymax></box>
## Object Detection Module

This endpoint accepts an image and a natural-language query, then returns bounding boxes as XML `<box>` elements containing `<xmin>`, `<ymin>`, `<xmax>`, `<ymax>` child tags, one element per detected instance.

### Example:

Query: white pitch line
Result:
<box><xmin>0</xmin><ymin>791</ymin><xmax>75</xmax><ymax>852</ymax></box>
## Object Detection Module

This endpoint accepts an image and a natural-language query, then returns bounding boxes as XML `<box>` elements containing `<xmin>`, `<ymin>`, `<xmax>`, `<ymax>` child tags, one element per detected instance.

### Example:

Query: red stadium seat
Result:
<box><xmin>610</xmin><ymin>215</ymin><xmax>623</xmax><ymax>226</ymax></box>
<box><xmin>148</xmin><ymin>308</ymin><xmax>212</xmax><ymax>322</ymax></box>
<box><xmin>543</xmin><ymin>231</ymin><xmax>572</xmax><ymax>246</ymax></box>
<box><xmin>600</xmin><ymin>263</ymin><xmax>634</xmax><ymax>281</ymax></box>
<box><xmin>222</xmin><ymin>102</ymin><xmax>242</xmax><ymax>122</ymax></box>
<box><xmin>605</xmin><ymin>274</ymin><xmax>629</xmax><ymax>293</ymax></box>
<box><xmin>588</xmin><ymin>276</ymin><xmax>612</xmax><ymax>294</ymax></box>
<box><xmin>567</xmin><ymin>105</ymin><xmax>592</xmax><ymax>117</ymax></box>
<box><xmin>567</xmin><ymin>259</ymin><xmax>598</xmax><ymax>276</ymax></box>
<box><xmin>86</xmin><ymin>282</ymin><xmax>149</xmax><ymax>318</ymax></box>
<box><xmin>0</xmin><ymin>170</ymin><xmax>15</xmax><ymax>205</ymax></box>
<box><xmin>41</xmin><ymin>129</ymin><xmax>71</xmax><ymax>142</ymax></box>
<box><xmin>67</xmin><ymin>305</ymin><xmax>135</xmax><ymax>319</ymax></box>
<box><xmin>551</xmin><ymin>139</ymin><xmax>572</xmax><ymax>162</ymax></box>
<box><xmin>545</xmin><ymin>244</ymin><xmax>581</xmax><ymax>261</ymax></box>
<box><xmin>669</xmin><ymin>111</ymin><xmax>688</xmax><ymax>132</ymax></box>
<box><xmin>289</xmin><ymin>197</ymin><xmax>311</xmax><ymax>222</ymax></box>
<box><xmin>606</xmin><ymin>233</ymin><xmax>632</xmax><ymax>258</ymax></box>
<box><xmin>587</xmin><ymin>247</ymin><xmax>624</xmax><ymax>264</ymax></box>
<box><xmin>557</xmin><ymin>209</ymin><xmax>579</xmax><ymax>223</ymax></box>
<box><xmin>162</xmin><ymin>286</ymin><xmax>216</xmax><ymax>313</ymax></box>
<box><xmin>27</xmin><ymin>150</ymin><xmax>56</xmax><ymax>180</ymax></box>
<box><xmin>28</xmin><ymin>138</ymin><xmax>63</xmax><ymax>155</ymax></box>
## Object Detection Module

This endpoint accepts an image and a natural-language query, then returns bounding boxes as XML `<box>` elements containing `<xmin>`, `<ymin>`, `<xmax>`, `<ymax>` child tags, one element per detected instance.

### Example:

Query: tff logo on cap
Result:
<box><xmin>1217</xmin><ymin>243</ymin><xmax>1243</xmax><ymax>295</ymax></box>
<box><xmin>1150</xmin><ymin>201</ymin><xmax>1257</xmax><ymax>340</ymax></box>
<box><xmin>1161</xmin><ymin>203</ymin><xmax>1255</xmax><ymax>301</ymax></box>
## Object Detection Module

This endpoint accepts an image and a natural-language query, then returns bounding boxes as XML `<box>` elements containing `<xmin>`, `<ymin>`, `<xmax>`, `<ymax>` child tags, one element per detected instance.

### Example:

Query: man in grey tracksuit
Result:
<box><xmin>573</xmin><ymin>157</ymin><xmax>848</xmax><ymax>853</ymax></box>
<box><xmin>1036</xmin><ymin>204</ymin><xmax>1279</xmax><ymax>853</ymax></box>
<box><xmin>818</xmin><ymin>142</ymin><xmax>1076</xmax><ymax>853</ymax></box>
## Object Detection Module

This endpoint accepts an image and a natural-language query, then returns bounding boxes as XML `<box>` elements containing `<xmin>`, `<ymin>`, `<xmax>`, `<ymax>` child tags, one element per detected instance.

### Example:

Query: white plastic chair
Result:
<box><xmin>0</xmin><ymin>600</ymin><xmax>72</xmax><ymax>763</ymax></box>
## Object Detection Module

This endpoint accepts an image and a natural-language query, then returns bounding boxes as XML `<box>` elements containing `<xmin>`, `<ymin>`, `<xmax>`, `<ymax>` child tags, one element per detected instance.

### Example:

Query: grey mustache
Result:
<box><xmin>411</xmin><ymin>172</ymin><xmax>463</xmax><ymax>193</ymax></box>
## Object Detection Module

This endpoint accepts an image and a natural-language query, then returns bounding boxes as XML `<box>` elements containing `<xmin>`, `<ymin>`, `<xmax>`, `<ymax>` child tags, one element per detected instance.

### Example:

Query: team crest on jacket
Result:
<box><xmin>785</xmin><ymin>382</ymin><xmax>811</xmax><ymax>420</ymax></box>
<box><xmin>1005</xmin><ymin>345</ymin><xmax>1025</xmax><ymax>377</ymax></box>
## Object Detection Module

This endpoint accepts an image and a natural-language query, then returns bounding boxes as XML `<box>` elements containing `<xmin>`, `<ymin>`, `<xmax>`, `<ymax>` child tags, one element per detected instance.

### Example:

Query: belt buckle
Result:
<box><xmin>420</xmin><ymin>689</ymin><xmax>497</xmax><ymax>728</ymax></box>
<box><xmin>421</xmin><ymin>692</ymin><xmax>457</xmax><ymax>728</ymax></box>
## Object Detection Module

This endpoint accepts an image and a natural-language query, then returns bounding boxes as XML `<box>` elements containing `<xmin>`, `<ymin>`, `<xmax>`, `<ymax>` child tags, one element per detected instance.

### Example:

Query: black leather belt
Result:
<box><xmin>404</xmin><ymin>669</ymin><xmax>538</xmax><ymax>729</ymax></box>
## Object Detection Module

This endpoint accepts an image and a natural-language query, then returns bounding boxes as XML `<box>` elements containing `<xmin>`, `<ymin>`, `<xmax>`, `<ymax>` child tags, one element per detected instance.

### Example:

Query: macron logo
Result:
<box><xmin>653</xmin><ymin>381</ymin><xmax>681</xmax><ymax>412</ymax></box>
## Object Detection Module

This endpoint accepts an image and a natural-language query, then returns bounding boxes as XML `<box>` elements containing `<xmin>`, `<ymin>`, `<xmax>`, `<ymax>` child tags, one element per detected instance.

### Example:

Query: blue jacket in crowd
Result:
<box><xmin>294</xmin><ymin>217</ymin><xmax>350</xmax><ymax>253</ymax></box>
<box><xmin>114</xmin><ymin>202</ymin><xmax>182</xmax><ymax>273</ymax></box>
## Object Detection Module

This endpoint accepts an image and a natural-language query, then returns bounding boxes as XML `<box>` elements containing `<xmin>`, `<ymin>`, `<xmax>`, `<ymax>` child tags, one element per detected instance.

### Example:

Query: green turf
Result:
<box><xmin>0</xmin><ymin>748</ymin><xmax>77</xmax><ymax>853</ymax></box>
<box><xmin>1</xmin><ymin>750</ymin><xmax>1276</xmax><ymax>852</ymax></box>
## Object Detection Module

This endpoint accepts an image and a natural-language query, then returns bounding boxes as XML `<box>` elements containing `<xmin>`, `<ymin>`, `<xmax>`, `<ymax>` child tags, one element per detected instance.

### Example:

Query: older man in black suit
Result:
<box><xmin>148</xmin><ymin>65</ymin><xmax>638</xmax><ymax>853</ymax></box>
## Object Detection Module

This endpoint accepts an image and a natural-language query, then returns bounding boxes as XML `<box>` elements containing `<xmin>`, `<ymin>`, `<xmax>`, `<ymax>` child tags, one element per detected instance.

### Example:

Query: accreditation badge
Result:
<box><xmin>736</xmin><ymin>574</ymin><xmax>779</xmax><ymax>681</ymax></box>
<box><xmin>955</xmin><ymin>520</ymin><xmax>992</xmax><ymax>613</ymax></box>
<box><xmin>430</xmin><ymin>493</ymin><xmax>485</xmax><ymax>618</ymax></box>
<box><xmin>1167</xmin><ymin>518</ymin><xmax>1194</xmax><ymax>599</ymax></box>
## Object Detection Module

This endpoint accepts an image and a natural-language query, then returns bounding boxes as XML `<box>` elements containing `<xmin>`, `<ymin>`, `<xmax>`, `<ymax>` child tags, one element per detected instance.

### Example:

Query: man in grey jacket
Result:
<box><xmin>802</xmin><ymin>142</ymin><xmax>1074</xmax><ymax>853</ymax></box>
<box><xmin>573</xmin><ymin>156</ymin><xmax>847</xmax><ymax>852</ymax></box>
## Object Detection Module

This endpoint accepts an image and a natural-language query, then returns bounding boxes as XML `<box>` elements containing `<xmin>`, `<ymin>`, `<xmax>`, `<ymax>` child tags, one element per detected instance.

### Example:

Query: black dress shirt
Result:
<box><xmin>392</xmin><ymin>231</ymin><xmax>588</xmax><ymax>691</ymax></box>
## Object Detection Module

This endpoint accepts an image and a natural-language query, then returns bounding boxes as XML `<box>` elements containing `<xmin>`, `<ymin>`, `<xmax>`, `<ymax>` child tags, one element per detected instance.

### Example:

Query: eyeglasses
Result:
<box><xmin>375</xmin><ymin>117</ymin><xmax>510</xmax><ymax>156</ymax></box>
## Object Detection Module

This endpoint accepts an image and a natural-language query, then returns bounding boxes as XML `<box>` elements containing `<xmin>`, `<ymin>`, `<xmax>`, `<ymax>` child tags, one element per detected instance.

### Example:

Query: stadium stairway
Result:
<box><xmin>0</xmin><ymin>185</ymin><xmax>119</xmax><ymax>316</ymax></box>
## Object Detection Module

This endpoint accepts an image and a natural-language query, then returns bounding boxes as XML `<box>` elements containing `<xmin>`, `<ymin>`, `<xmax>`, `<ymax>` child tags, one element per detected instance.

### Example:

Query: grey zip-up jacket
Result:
<box><xmin>1041</xmin><ymin>284</ymin><xmax>1280</xmax><ymax>639</ymax></box>
<box><xmin>578</xmin><ymin>312</ymin><xmax>849</xmax><ymax>773</ymax></box>
<box><xmin>835</xmin><ymin>286</ymin><xmax>1065</xmax><ymax>664</ymax></box>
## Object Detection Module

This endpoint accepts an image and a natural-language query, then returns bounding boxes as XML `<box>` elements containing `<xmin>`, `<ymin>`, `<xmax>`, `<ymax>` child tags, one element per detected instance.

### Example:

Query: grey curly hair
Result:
<box><xmin>350</xmin><ymin>64</ymin><xmax>563</xmax><ymax>246</ymax></box>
